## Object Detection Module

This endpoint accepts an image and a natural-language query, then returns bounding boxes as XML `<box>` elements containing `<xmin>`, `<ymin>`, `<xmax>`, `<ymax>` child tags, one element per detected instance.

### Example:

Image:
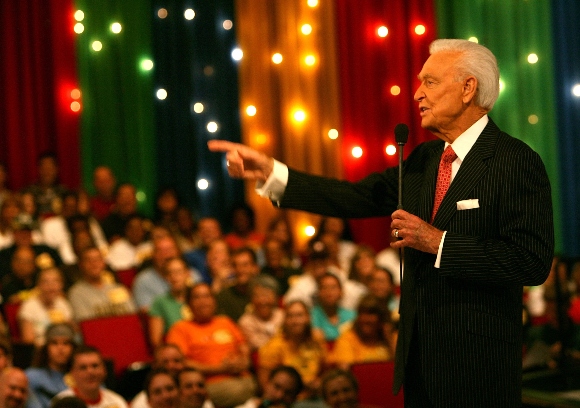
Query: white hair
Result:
<box><xmin>429</xmin><ymin>39</ymin><xmax>500</xmax><ymax>111</ymax></box>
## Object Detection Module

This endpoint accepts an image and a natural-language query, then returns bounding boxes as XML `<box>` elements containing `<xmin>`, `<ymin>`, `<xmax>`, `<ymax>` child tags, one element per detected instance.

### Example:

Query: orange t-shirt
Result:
<box><xmin>166</xmin><ymin>316</ymin><xmax>247</xmax><ymax>383</ymax></box>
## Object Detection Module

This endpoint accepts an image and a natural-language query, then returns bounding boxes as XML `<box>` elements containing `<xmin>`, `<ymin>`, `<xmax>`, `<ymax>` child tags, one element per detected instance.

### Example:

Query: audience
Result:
<box><xmin>204</xmin><ymin>239</ymin><xmax>234</xmax><ymax>294</ymax></box>
<box><xmin>320</xmin><ymin>369</ymin><xmax>359</xmax><ymax>408</ymax></box>
<box><xmin>166</xmin><ymin>283</ymin><xmax>255</xmax><ymax>407</ymax></box>
<box><xmin>314</xmin><ymin>217</ymin><xmax>356</xmax><ymax>274</ymax></box>
<box><xmin>148</xmin><ymin>257</ymin><xmax>192</xmax><ymax>348</ymax></box>
<box><xmin>18</xmin><ymin>268</ymin><xmax>74</xmax><ymax>346</ymax></box>
<box><xmin>183</xmin><ymin>218</ymin><xmax>222</xmax><ymax>284</ymax></box>
<box><xmin>106</xmin><ymin>214</ymin><xmax>152</xmax><ymax>271</ymax></box>
<box><xmin>153</xmin><ymin>188</ymin><xmax>180</xmax><ymax>236</ymax></box>
<box><xmin>224</xmin><ymin>203</ymin><xmax>265</xmax><ymax>252</ymax></box>
<box><xmin>260</xmin><ymin>238</ymin><xmax>301</xmax><ymax>295</ymax></box>
<box><xmin>238</xmin><ymin>275</ymin><xmax>284</xmax><ymax>351</ymax></box>
<box><xmin>100</xmin><ymin>184</ymin><xmax>140</xmax><ymax>244</ymax></box>
<box><xmin>25</xmin><ymin>323</ymin><xmax>77</xmax><ymax>408</ymax></box>
<box><xmin>258</xmin><ymin>300</ymin><xmax>326</xmax><ymax>400</ymax></box>
<box><xmin>89</xmin><ymin>166</ymin><xmax>117</xmax><ymax>222</ymax></box>
<box><xmin>55</xmin><ymin>346</ymin><xmax>128</xmax><ymax>408</ymax></box>
<box><xmin>1</xmin><ymin>246</ymin><xmax>39</xmax><ymax>303</ymax></box>
<box><xmin>23</xmin><ymin>152</ymin><xmax>68</xmax><ymax>219</ymax></box>
<box><xmin>265</xmin><ymin>217</ymin><xmax>301</xmax><ymax>270</ymax></box>
<box><xmin>67</xmin><ymin>247</ymin><xmax>136</xmax><ymax>322</ymax></box>
<box><xmin>174</xmin><ymin>207</ymin><xmax>198</xmax><ymax>253</ymax></box>
<box><xmin>216</xmin><ymin>248</ymin><xmax>260</xmax><ymax>322</ymax></box>
<box><xmin>0</xmin><ymin>194</ymin><xmax>21</xmax><ymax>250</ymax></box>
<box><xmin>311</xmin><ymin>272</ymin><xmax>356</xmax><ymax>342</ymax></box>
<box><xmin>0</xmin><ymin>337</ymin><xmax>12</xmax><ymax>370</ymax></box>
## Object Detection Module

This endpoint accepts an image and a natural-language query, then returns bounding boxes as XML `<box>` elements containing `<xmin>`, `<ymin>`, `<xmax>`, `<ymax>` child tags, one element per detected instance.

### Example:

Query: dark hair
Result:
<box><xmin>354</xmin><ymin>294</ymin><xmax>389</xmax><ymax>342</ymax></box>
<box><xmin>348</xmin><ymin>245</ymin><xmax>376</xmax><ymax>282</ymax></box>
<box><xmin>267</xmin><ymin>216</ymin><xmax>295</xmax><ymax>254</ymax></box>
<box><xmin>176</xmin><ymin>367</ymin><xmax>204</xmax><ymax>387</ymax></box>
<box><xmin>229</xmin><ymin>202</ymin><xmax>256</xmax><ymax>231</ymax></box>
<box><xmin>316</xmin><ymin>271</ymin><xmax>342</xmax><ymax>290</ymax></box>
<box><xmin>269</xmin><ymin>365</ymin><xmax>303</xmax><ymax>397</ymax></box>
<box><xmin>70</xmin><ymin>345</ymin><xmax>103</xmax><ymax>368</ymax></box>
<box><xmin>321</xmin><ymin>368</ymin><xmax>358</xmax><ymax>400</ymax></box>
<box><xmin>144</xmin><ymin>367</ymin><xmax>177</xmax><ymax>397</ymax></box>
<box><xmin>315</xmin><ymin>217</ymin><xmax>354</xmax><ymax>241</ymax></box>
<box><xmin>186</xmin><ymin>282</ymin><xmax>213</xmax><ymax>305</ymax></box>
<box><xmin>50</xmin><ymin>396</ymin><xmax>88</xmax><ymax>408</ymax></box>
<box><xmin>282</xmin><ymin>300</ymin><xmax>314</xmax><ymax>343</ymax></box>
<box><xmin>231</xmin><ymin>246</ymin><xmax>258</xmax><ymax>265</ymax></box>
<box><xmin>31</xmin><ymin>332</ymin><xmax>76</xmax><ymax>371</ymax></box>
<box><xmin>37</xmin><ymin>151</ymin><xmax>58</xmax><ymax>165</ymax></box>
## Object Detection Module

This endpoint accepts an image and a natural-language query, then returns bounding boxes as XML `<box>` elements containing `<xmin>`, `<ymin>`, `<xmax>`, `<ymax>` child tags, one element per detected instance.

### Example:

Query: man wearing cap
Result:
<box><xmin>26</xmin><ymin>323</ymin><xmax>77</xmax><ymax>408</ymax></box>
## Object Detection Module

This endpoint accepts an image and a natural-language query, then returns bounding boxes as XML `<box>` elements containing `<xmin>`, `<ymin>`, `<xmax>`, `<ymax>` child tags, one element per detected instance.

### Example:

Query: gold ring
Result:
<box><xmin>394</xmin><ymin>229</ymin><xmax>399</xmax><ymax>238</ymax></box>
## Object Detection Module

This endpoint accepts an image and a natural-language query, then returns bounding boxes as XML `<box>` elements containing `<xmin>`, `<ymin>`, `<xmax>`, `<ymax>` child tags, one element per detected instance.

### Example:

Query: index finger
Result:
<box><xmin>207</xmin><ymin>140</ymin><xmax>241</xmax><ymax>153</ymax></box>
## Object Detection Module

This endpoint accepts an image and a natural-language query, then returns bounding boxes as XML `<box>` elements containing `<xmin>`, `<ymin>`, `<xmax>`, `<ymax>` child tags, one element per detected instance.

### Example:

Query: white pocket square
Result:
<box><xmin>456</xmin><ymin>199</ymin><xmax>479</xmax><ymax>210</ymax></box>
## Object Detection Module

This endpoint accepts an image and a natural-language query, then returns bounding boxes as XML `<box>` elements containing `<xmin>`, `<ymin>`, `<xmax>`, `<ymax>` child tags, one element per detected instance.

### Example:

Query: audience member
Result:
<box><xmin>133</xmin><ymin>236</ymin><xmax>200</xmax><ymax>312</ymax></box>
<box><xmin>49</xmin><ymin>396</ymin><xmax>87</xmax><ymax>408</ymax></box>
<box><xmin>314</xmin><ymin>217</ymin><xmax>356</xmax><ymax>274</ymax></box>
<box><xmin>216</xmin><ymin>248</ymin><xmax>260</xmax><ymax>322</ymax></box>
<box><xmin>148</xmin><ymin>257</ymin><xmax>193</xmax><ymax>348</ymax></box>
<box><xmin>0</xmin><ymin>213</ymin><xmax>62</xmax><ymax>280</ymax></box>
<box><xmin>1</xmin><ymin>246</ymin><xmax>39</xmax><ymax>303</ymax></box>
<box><xmin>374</xmin><ymin>245</ymin><xmax>402</xmax><ymax>287</ymax></box>
<box><xmin>258</xmin><ymin>300</ymin><xmax>326</xmax><ymax>399</ymax></box>
<box><xmin>130</xmin><ymin>343</ymin><xmax>185</xmax><ymax>408</ymax></box>
<box><xmin>348</xmin><ymin>246</ymin><xmax>377</xmax><ymax>288</ymax></box>
<box><xmin>183</xmin><ymin>218</ymin><xmax>222</xmax><ymax>284</ymax></box>
<box><xmin>0</xmin><ymin>336</ymin><xmax>12</xmax><ymax>370</ymax></box>
<box><xmin>89</xmin><ymin>167</ymin><xmax>117</xmax><ymax>222</ymax></box>
<box><xmin>320</xmin><ymin>369</ymin><xmax>358</xmax><ymax>408</ymax></box>
<box><xmin>177</xmin><ymin>368</ymin><xmax>214</xmax><ymax>408</ymax></box>
<box><xmin>224</xmin><ymin>203</ymin><xmax>264</xmax><ymax>252</ymax></box>
<box><xmin>154</xmin><ymin>188</ymin><xmax>180</xmax><ymax>235</ymax></box>
<box><xmin>23</xmin><ymin>152</ymin><xmax>68</xmax><ymax>219</ymax></box>
<box><xmin>59</xmin><ymin>230</ymin><xmax>96</xmax><ymax>290</ymax></box>
<box><xmin>284</xmin><ymin>242</ymin><xmax>365</xmax><ymax>310</ymax></box>
<box><xmin>204</xmin><ymin>239</ymin><xmax>234</xmax><ymax>294</ymax></box>
<box><xmin>238</xmin><ymin>275</ymin><xmax>284</xmax><ymax>351</ymax></box>
<box><xmin>106</xmin><ymin>215</ymin><xmax>152</xmax><ymax>271</ymax></box>
<box><xmin>311</xmin><ymin>272</ymin><xmax>356</xmax><ymax>342</ymax></box>
<box><xmin>235</xmin><ymin>365</ymin><xmax>303</xmax><ymax>408</ymax></box>
<box><xmin>100</xmin><ymin>184</ymin><xmax>140</xmax><ymax>243</ymax></box>
<box><xmin>367</xmin><ymin>268</ymin><xmax>399</xmax><ymax>315</ymax></box>
<box><xmin>67</xmin><ymin>247</ymin><xmax>136</xmax><ymax>322</ymax></box>
<box><xmin>25</xmin><ymin>323</ymin><xmax>77</xmax><ymax>408</ymax></box>
<box><xmin>143</xmin><ymin>368</ymin><xmax>179</xmax><ymax>408</ymax></box>
<box><xmin>55</xmin><ymin>346</ymin><xmax>128</xmax><ymax>408</ymax></box>
<box><xmin>265</xmin><ymin>217</ymin><xmax>301</xmax><ymax>270</ymax></box>
<box><xmin>40</xmin><ymin>193</ymin><xmax>107</xmax><ymax>265</ymax></box>
<box><xmin>260</xmin><ymin>238</ymin><xmax>301</xmax><ymax>295</ymax></box>
<box><xmin>166</xmin><ymin>283</ymin><xmax>255</xmax><ymax>407</ymax></box>
<box><xmin>174</xmin><ymin>207</ymin><xmax>198</xmax><ymax>253</ymax></box>
<box><xmin>329</xmin><ymin>294</ymin><xmax>393</xmax><ymax>371</ymax></box>
<box><xmin>0</xmin><ymin>367</ymin><xmax>29</xmax><ymax>408</ymax></box>
<box><xmin>18</xmin><ymin>268</ymin><xmax>74</xmax><ymax>346</ymax></box>
<box><xmin>0</xmin><ymin>194</ymin><xmax>21</xmax><ymax>250</ymax></box>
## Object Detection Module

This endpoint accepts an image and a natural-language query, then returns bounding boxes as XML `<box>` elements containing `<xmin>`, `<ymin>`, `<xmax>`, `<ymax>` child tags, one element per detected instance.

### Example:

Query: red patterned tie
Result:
<box><xmin>431</xmin><ymin>145</ymin><xmax>457</xmax><ymax>222</ymax></box>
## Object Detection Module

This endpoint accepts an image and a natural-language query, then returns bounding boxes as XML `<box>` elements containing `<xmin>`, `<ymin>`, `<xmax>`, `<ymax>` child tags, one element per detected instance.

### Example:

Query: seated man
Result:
<box><xmin>0</xmin><ymin>367</ymin><xmax>30</xmax><ymax>408</ymax></box>
<box><xmin>67</xmin><ymin>246</ymin><xmax>136</xmax><ymax>322</ymax></box>
<box><xmin>166</xmin><ymin>283</ymin><xmax>256</xmax><ymax>407</ymax></box>
<box><xmin>177</xmin><ymin>368</ymin><xmax>214</xmax><ymax>408</ymax></box>
<box><xmin>235</xmin><ymin>365</ymin><xmax>303</xmax><ymax>408</ymax></box>
<box><xmin>1</xmin><ymin>245</ymin><xmax>38</xmax><ymax>303</ymax></box>
<box><xmin>320</xmin><ymin>369</ymin><xmax>358</xmax><ymax>408</ymax></box>
<box><xmin>54</xmin><ymin>345</ymin><xmax>128</xmax><ymax>408</ymax></box>
<box><xmin>216</xmin><ymin>247</ymin><xmax>260</xmax><ymax>322</ymax></box>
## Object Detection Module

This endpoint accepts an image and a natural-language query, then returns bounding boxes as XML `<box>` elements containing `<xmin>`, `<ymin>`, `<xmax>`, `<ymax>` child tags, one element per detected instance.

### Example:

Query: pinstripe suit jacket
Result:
<box><xmin>279</xmin><ymin>119</ymin><xmax>554</xmax><ymax>407</ymax></box>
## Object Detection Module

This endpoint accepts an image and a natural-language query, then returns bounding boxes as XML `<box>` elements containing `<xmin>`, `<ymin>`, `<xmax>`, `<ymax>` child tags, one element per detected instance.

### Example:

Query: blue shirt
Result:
<box><xmin>133</xmin><ymin>266</ymin><xmax>201</xmax><ymax>309</ymax></box>
<box><xmin>310</xmin><ymin>304</ymin><xmax>356</xmax><ymax>341</ymax></box>
<box><xmin>26</xmin><ymin>367</ymin><xmax>66</xmax><ymax>408</ymax></box>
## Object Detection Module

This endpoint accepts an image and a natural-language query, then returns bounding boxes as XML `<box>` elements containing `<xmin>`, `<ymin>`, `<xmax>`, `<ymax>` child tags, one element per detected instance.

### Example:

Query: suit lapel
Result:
<box><xmin>431</xmin><ymin>119</ymin><xmax>500</xmax><ymax>228</ymax></box>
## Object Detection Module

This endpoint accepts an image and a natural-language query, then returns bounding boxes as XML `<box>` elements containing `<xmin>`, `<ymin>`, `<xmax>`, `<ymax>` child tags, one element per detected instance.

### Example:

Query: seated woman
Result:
<box><xmin>18</xmin><ymin>267</ymin><xmax>74</xmax><ymax>346</ymax></box>
<box><xmin>311</xmin><ymin>272</ymin><xmax>356</xmax><ymax>342</ymax></box>
<box><xmin>329</xmin><ymin>294</ymin><xmax>394</xmax><ymax>371</ymax></box>
<box><xmin>149</xmin><ymin>257</ymin><xmax>192</xmax><ymax>348</ymax></box>
<box><xmin>238</xmin><ymin>275</ymin><xmax>284</xmax><ymax>351</ymax></box>
<box><xmin>348</xmin><ymin>245</ymin><xmax>377</xmax><ymax>288</ymax></box>
<box><xmin>144</xmin><ymin>368</ymin><xmax>179</xmax><ymax>408</ymax></box>
<box><xmin>258</xmin><ymin>300</ymin><xmax>327</xmax><ymax>399</ymax></box>
<box><xmin>26</xmin><ymin>323</ymin><xmax>77</xmax><ymax>408</ymax></box>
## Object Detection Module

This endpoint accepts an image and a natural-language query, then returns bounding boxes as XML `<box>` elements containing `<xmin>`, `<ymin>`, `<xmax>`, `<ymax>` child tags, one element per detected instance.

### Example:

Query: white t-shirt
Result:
<box><xmin>106</xmin><ymin>239</ymin><xmax>153</xmax><ymax>271</ymax></box>
<box><xmin>56</xmin><ymin>388</ymin><xmax>128</xmax><ymax>408</ymax></box>
<box><xmin>130</xmin><ymin>391</ymin><xmax>214</xmax><ymax>408</ymax></box>
<box><xmin>18</xmin><ymin>295</ymin><xmax>73</xmax><ymax>346</ymax></box>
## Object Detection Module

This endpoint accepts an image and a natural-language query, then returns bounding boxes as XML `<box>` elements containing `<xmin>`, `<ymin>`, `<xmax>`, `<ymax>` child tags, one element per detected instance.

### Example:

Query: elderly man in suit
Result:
<box><xmin>208</xmin><ymin>39</ymin><xmax>554</xmax><ymax>407</ymax></box>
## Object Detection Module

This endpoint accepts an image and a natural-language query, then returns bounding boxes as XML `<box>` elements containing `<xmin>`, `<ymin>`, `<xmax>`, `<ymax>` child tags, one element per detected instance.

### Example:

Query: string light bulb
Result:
<box><xmin>293</xmin><ymin>109</ymin><xmax>306</xmax><ymax>122</ymax></box>
<box><xmin>328</xmin><ymin>129</ymin><xmax>339</xmax><ymax>140</ymax></box>
<box><xmin>305</xmin><ymin>226</ymin><xmax>316</xmax><ymax>237</ymax></box>
<box><xmin>386</xmin><ymin>145</ymin><xmax>397</xmax><ymax>155</ymax></box>
<box><xmin>572</xmin><ymin>84</ymin><xmax>580</xmax><ymax>97</ymax></box>
<box><xmin>301</xmin><ymin>24</ymin><xmax>312</xmax><ymax>35</ymax></box>
<box><xmin>304</xmin><ymin>55</ymin><xmax>316</xmax><ymax>66</ymax></box>
<box><xmin>377</xmin><ymin>26</ymin><xmax>388</xmax><ymax>37</ymax></box>
<box><xmin>272</xmin><ymin>53</ymin><xmax>283</xmax><ymax>64</ymax></box>
<box><xmin>352</xmin><ymin>146</ymin><xmax>363</xmax><ymax>158</ymax></box>
<box><xmin>527</xmin><ymin>53</ymin><xmax>538</xmax><ymax>64</ymax></box>
<box><xmin>91</xmin><ymin>41</ymin><xmax>103</xmax><ymax>52</ymax></box>
<box><xmin>74</xmin><ymin>10</ymin><xmax>84</xmax><ymax>21</ymax></box>
<box><xmin>197</xmin><ymin>179</ymin><xmax>209</xmax><ymax>190</ymax></box>
<box><xmin>415</xmin><ymin>25</ymin><xmax>426</xmax><ymax>35</ymax></box>
<box><xmin>74</xmin><ymin>23</ymin><xmax>84</xmax><ymax>34</ymax></box>
<box><xmin>110</xmin><ymin>22</ymin><xmax>122</xmax><ymax>34</ymax></box>
<box><xmin>246</xmin><ymin>105</ymin><xmax>257</xmax><ymax>116</ymax></box>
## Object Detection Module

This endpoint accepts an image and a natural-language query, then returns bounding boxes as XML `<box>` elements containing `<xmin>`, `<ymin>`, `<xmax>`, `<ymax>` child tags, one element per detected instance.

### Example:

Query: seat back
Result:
<box><xmin>3</xmin><ymin>302</ymin><xmax>22</xmax><ymax>342</ymax></box>
<box><xmin>79</xmin><ymin>314</ymin><xmax>152</xmax><ymax>377</ymax></box>
<box><xmin>350</xmin><ymin>361</ymin><xmax>404</xmax><ymax>408</ymax></box>
<box><xmin>116</xmin><ymin>268</ymin><xmax>138</xmax><ymax>289</ymax></box>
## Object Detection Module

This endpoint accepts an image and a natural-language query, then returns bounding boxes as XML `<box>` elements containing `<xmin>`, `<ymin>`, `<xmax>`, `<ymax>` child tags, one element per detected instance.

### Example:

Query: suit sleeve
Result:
<box><xmin>440</xmin><ymin>146</ymin><xmax>554</xmax><ymax>286</ymax></box>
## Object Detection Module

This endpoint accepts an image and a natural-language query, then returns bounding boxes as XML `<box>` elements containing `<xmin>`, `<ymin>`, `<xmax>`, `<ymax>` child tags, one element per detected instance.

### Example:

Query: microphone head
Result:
<box><xmin>395</xmin><ymin>123</ymin><xmax>409</xmax><ymax>145</ymax></box>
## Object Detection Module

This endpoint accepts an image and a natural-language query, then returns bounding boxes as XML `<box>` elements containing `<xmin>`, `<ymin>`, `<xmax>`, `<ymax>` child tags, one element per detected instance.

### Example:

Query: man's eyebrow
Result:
<box><xmin>418</xmin><ymin>73</ymin><xmax>434</xmax><ymax>80</ymax></box>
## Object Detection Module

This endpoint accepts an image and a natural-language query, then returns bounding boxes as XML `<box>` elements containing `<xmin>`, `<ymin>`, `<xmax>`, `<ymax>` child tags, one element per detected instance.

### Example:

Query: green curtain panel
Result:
<box><xmin>435</xmin><ymin>0</ymin><xmax>563</xmax><ymax>254</ymax></box>
<box><xmin>75</xmin><ymin>0</ymin><xmax>157</xmax><ymax>215</ymax></box>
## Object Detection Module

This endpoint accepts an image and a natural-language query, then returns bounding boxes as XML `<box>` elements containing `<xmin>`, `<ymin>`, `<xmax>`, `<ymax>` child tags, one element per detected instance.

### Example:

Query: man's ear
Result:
<box><xmin>462</xmin><ymin>76</ymin><xmax>478</xmax><ymax>104</ymax></box>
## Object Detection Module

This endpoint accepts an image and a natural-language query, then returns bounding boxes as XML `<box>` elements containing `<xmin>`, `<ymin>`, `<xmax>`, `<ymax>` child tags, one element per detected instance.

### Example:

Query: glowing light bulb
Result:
<box><xmin>136</xmin><ymin>191</ymin><xmax>146</xmax><ymax>202</ymax></box>
<box><xmin>301</xmin><ymin>24</ymin><xmax>312</xmax><ymax>35</ymax></box>
<box><xmin>70</xmin><ymin>101</ymin><xmax>81</xmax><ymax>112</ymax></box>
<box><xmin>74</xmin><ymin>23</ymin><xmax>84</xmax><ymax>34</ymax></box>
<box><xmin>70</xmin><ymin>89</ymin><xmax>81</xmax><ymax>99</ymax></box>
<box><xmin>223</xmin><ymin>20</ymin><xmax>233</xmax><ymax>30</ymax></box>
<box><xmin>377</xmin><ymin>26</ymin><xmax>388</xmax><ymax>37</ymax></box>
<box><xmin>499</xmin><ymin>79</ymin><xmax>505</xmax><ymax>92</ymax></box>
<box><xmin>386</xmin><ymin>145</ymin><xmax>397</xmax><ymax>155</ymax></box>
<box><xmin>528</xmin><ymin>115</ymin><xmax>539</xmax><ymax>125</ymax></box>
<box><xmin>192</xmin><ymin>103</ymin><xmax>204</xmax><ymax>113</ymax></box>
<box><xmin>527</xmin><ymin>53</ymin><xmax>538</xmax><ymax>64</ymax></box>
<box><xmin>304</xmin><ymin>55</ymin><xmax>316</xmax><ymax>66</ymax></box>
<box><xmin>468</xmin><ymin>37</ymin><xmax>479</xmax><ymax>43</ymax></box>
<box><xmin>352</xmin><ymin>146</ymin><xmax>363</xmax><ymax>158</ymax></box>
<box><xmin>91</xmin><ymin>41</ymin><xmax>102</xmax><ymax>52</ymax></box>
<box><xmin>390</xmin><ymin>85</ymin><xmax>401</xmax><ymax>96</ymax></box>
<box><xmin>307</xmin><ymin>0</ymin><xmax>318</xmax><ymax>7</ymax></box>
<box><xmin>415</xmin><ymin>25</ymin><xmax>426</xmax><ymax>35</ymax></box>
<box><xmin>141</xmin><ymin>59</ymin><xmax>154</xmax><ymax>71</ymax></box>
<box><xmin>207</xmin><ymin>122</ymin><xmax>218</xmax><ymax>133</ymax></box>
<box><xmin>305</xmin><ymin>226</ymin><xmax>316</xmax><ymax>237</ymax></box>
<box><xmin>197</xmin><ymin>179</ymin><xmax>209</xmax><ymax>190</ymax></box>
<box><xmin>231</xmin><ymin>48</ymin><xmax>243</xmax><ymax>61</ymax></box>
<box><xmin>156</xmin><ymin>89</ymin><xmax>167</xmax><ymax>100</ymax></box>
<box><xmin>572</xmin><ymin>84</ymin><xmax>580</xmax><ymax>97</ymax></box>
<box><xmin>272</xmin><ymin>53</ymin><xmax>283</xmax><ymax>64</ymax></box>
<box><xmin>111</xmin><ymin>22</ymin><xmax>122</xmax><ymax>34</ymax></box>
<box><xmin>184</xmin><ymin>9</ymin><xmax>195</xmax><ymax>20</ymax></box>
<box><xmin>293</xmin><ymin>110</ymin><xmax>306</xmax><ymax>122</ymax></box>
<box><xmin>158</xmin><ymin>8</ymin><xmax>168</xmax><ymax>19</ymax></box>
<box><xmin>74</xmin><ymin>10</ymin><xmax>84</xmax><ymax>21</ymax></box>
<box><xmin>328</xmin><ymin>129</ymin><xmax>339</xmax><ymax>140</ymax></box>
<box><xmin>246</xmin><ymin>105</ymin><xmax>257</xmax><ymax>116</ymax></box>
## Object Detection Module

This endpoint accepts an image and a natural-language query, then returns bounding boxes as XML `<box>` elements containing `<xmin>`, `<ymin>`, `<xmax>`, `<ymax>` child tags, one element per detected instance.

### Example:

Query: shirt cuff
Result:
<box><xmin>434</xmin><ymin>231</ymin><xmax>447</xmax><ymax>268</ymax></box>
<box><xmin>255</xmin><ymin>159</ymin><xmax>289</xmax><ymax>206</ymax></box>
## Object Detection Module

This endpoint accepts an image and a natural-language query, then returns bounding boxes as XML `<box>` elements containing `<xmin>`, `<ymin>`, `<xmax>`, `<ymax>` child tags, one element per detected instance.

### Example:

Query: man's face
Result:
<box><xmin>198</xmin><ymin>219</ymin><xmax>221</xmax><ymax>246</ymax></box>
<box><xmin>116</xmin><ymin>185</ymin><xmax>137</xmax><ymax>215</ymax></box>
<box><xmin>80</xmin><ymin>249</ymin><xmax>105</xmax><ymax>280</ymax></box>
<box><xmin>11</xmin><ymin>248</ymin><xmax>36</xmax><ymax>279</ymax></box>
<box><xmin>263</xmin><ymin>372</ymin><xmax>298</xmax><ymax>408</ymax></box>
<box><xmin>153</xmin><ymin>238</ymin><xmax>180</xmax><ymax>271</ymax></box>
<box><xmin>0</xmin><ymin>369</ymin><xmax>28</xmax><ymax>408</ymax></box>
<box><xmin>93</xmin><ymin>167</ymin><xmax>116</xmax><ymax>198</ymax></box>
<box><xmin>147</xmin><ymin>373</ymin><xmax>178</xmax><ymax>408</ymax></box>
<box><xmin>264</xmin><ymin>240</ymin><xmax>284</xmax><ymax>269</ymax></box>
<box><xmin>232</xmin><ymin>252</ymin><xmax>259</xmax><ymax>286</ymax></box>
<box><xmin>324</xmin><ymin>376</ymin><xmax>358</xmax><ymax>408</ymax></box>
<box><xmin>414</xmin><ymin>51</ymin><xmax>466</xmax><ymax>135</ymax></box>
<box><xmin>179</xmin><ymin>371</ymin><xmax>208</xmax><ymax>408</ymax></box>
<box><xmin>188</xmin><ymin>285</ymin><xmax>216</xmax><ymax>322</ymax></box>
<box><xmin>70</xmin><ymin>352</ymin><xmax>106</xmax><ymax>394</ymax></box>
<box><xmin>155</xmin><ymin>347</ymin><xmax>184</xmax><ymax>376</ymax></box>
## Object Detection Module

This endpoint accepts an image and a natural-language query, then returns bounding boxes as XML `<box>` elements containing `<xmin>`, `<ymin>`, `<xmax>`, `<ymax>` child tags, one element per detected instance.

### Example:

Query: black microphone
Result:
<box><xmin>395</xmin><ymin>124</ymin><xmax>409</xmax><ymax>210</ymax></box>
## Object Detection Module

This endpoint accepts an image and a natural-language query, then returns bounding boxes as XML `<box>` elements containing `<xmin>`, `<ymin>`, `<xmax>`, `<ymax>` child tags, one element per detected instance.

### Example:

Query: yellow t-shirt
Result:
<box><xmin>329</xmin><ymin>328</ymin><xmax>391</xmax><ymax>366</ymax></box>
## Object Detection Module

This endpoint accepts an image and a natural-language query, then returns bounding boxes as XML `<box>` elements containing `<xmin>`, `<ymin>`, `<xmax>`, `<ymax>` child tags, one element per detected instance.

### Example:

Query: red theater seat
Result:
<box><xmin>350</xmin><ymin>361</ymin><xmax>404</xmax><ymax>408</ymax></box>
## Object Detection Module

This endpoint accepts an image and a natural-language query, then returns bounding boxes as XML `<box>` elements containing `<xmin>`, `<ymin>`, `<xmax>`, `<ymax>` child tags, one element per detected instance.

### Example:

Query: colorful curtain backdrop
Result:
<box><xmin>1</xmin><ymin>0</ymin><xmax>578</xmax><ymax>254</ymax></box>
<box><xmin>0</xmin><ymin>0</ymin><xmax>80</xmax><ymax>190</ymax></box>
